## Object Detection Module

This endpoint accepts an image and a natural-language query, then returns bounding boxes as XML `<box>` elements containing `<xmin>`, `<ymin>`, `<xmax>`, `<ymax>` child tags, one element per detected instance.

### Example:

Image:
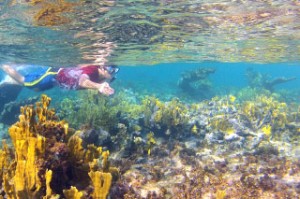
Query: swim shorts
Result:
<box><xmin>24</xmin><ymin>67</ymin><xmax>58</xmax><ymax>91</ymax></box>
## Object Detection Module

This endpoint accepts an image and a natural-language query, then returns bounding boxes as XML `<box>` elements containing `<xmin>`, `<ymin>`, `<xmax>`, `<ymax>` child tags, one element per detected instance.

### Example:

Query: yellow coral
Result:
<box><xmin>144</xmin><ymin>97</ymin><xmax>188</xmax><ymax>129</ymax></box>
<box><xmin>133</xmin><ymin>125</ymin><xmax>142</xmax><ymax>132</ymax></box>
<box><xmin>86</xmin><ymin>145</ymin><xmax>103</xmax><ymax>163</ymax></box>
<box><xmin>241</xmin><ymin>101</ymin><xmax>256</xmax><ymax>119</ymax></box>
<box><xmin>68</xmin><ymin>136</ymin><xmax>103</xmax><ymax>165</ymax></box>
<box><xmin>210</xmin><ymin>117</ymin><xmax>234</xmax><ymax>134</ymax></box>
<box><xmin>88</xmin><ymin>171</ymin><xmax>112</xmax><ymax>199</ymax></box>
<box><xmin>229</xmin><ymin>95</ymin><xmax>236</xmax><ymax>103</ymax></box>
<box><xmin>63</xmin><ymin>186</ymin><xmax>84</xmax><ymax>199</ymax></box>
<box><xmin>261</xmin><ymin>125</ymin><xmax>272</xmax><ymax>137</ymax></box>
<box><xmin>146</xmin><ymin>131</ymin><xmax>156</xmax><ymax>155</ymax></box>
<box><xmin>0</xmin><ymin>95</ymin><xmax>117</xmax><ymax>198</ymax></box>
<box><xmin>7</xmin><ymin>120</ymin><xmax>46</xmax><ymax>198</ymax></box>
<box><xmin>0</xmin><ymin>141</ymin><xmax>11</xmax><ymax>181</ymax></box>
<box><xmin>43</xmin><ymin>170</ymin><xmax>59</xmax><ymax>199</ymax></box>
<box><xmin>216</xmin><ymin>189</ymin><xmax>226</xmax><ymax>199</ymax></box>
<box><xmin>191</xmin><ymin>124</ymin><xmax>198</xmax><ymax>134</ymax></box>
<box><xmin>102</xmin><ymin>151</ymin><xmax>110</xmax><ymax>172</ymax></box>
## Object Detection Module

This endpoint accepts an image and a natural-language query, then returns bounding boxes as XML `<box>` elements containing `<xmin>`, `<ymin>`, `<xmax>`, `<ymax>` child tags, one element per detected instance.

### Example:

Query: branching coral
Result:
<box><xmin>239</xmin><ymin>95</ymin><xmax>289</xmax><ymax>131</ymax></box>
<box><xmin>88</xmin><ymin>171</ymin><xmax>112</xmax><ymax>199</ymax></box>
<box><xmin>142</xmin><ymin>96</ymin><xmax>189</xmax><ymax>136</ymax></box>
<box><xmin>0</xmin><ymin>94</ymin><xmax>118</xmax><ymax>198</ymax></box>
<box><xmin>209</xmin><ymin>116</ymin><xmax>235</xmax><ymax>135</ymax></box>
<box><xmin>63</xmin><ymin>186</ymin><xmax>84</xmax><ymax>199</ymax></box>
<box><xmin>146</xmin><ymin>131</ymin><xmax>156</xmax><ymax>155</ymax></box>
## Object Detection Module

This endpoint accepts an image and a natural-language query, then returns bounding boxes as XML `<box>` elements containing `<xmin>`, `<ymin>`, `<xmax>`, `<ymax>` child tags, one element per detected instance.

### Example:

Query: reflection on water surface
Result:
<box><xmin>0</xmin><ymin>0</ymin><xmax>299</xmax><ymax>66</ymax></box>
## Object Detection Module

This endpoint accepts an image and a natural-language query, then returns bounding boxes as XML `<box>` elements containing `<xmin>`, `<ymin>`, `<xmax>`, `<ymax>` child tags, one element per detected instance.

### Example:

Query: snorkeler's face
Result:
<box><xmin>98</xmin><ymin>65</ymin><xmax>119</xmax><ymax>82</ymax></box>
<box><xmin>98</xmin><ymin>67</ymin><xmax>112</xmax><ymax>80</ymax></box>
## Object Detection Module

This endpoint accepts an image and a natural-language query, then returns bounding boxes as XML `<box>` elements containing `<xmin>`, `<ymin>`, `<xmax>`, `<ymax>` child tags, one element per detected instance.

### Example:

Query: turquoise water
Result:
<box><xmin>9</xmin><ymin>62</ymin><xmax>300</xmax><ymax>102</ymax></box>
<box><xmin>119</xmin><ymin>62</ymin><xmax>300</xmax><ymax>90</ymax></box>
<box><xmin>1</xmin><ymin>1</ymin><xmax>300</xmax><ymax>198</ymax></box>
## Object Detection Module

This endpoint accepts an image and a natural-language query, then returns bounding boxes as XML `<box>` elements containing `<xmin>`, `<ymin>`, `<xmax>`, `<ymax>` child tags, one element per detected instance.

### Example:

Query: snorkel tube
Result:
<box><xmin>105</xmin><ymin>65</ymin><xmax>119</xmax><ymax>82</ymax></box>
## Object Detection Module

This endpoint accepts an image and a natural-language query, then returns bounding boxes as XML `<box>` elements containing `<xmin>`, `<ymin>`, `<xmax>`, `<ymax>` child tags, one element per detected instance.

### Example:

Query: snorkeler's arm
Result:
<box><xmin>78</xmin><ymin>74</ymin><xmax>114</xmax><ymax>96</ymax></box>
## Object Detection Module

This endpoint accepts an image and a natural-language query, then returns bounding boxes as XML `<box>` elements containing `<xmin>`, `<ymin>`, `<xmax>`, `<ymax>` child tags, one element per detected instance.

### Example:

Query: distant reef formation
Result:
<box><xmin>0</xmin><ymin>84</ymin><xmax>22</xmax><ymax>112</ymax></box>
<box><xmin>0</xmin><ymin>96</ymin><xmax>38</xmax><ymax>125</ymax></box>
<box><xmin>177</xmin><ymin>67</ymin><xmax>216</xmax><ymax>99</ymax></box>
<box><xmin>246</xmin><ymin>67</ymin><xmax>296</xmax><ymax>91</ymax></box>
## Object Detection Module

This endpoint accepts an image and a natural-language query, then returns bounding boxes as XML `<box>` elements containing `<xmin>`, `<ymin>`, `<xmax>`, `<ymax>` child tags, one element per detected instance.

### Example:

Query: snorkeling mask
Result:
<box><xmin>104</xmin><ymin>65</ymin><xmax>119</xmax><ymax>82</ymax></box>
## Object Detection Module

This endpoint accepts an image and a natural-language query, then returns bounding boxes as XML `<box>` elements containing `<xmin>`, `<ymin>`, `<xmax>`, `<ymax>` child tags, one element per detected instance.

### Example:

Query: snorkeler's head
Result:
<box><xmin>103</xmin><ymin>65</ymin><xmax>119</xmax><ymax>82</ymax></box>
<box><xmin>104</xmin><ymin>65</ymin><xmax>119</xmax><ymax>75</ymax></box>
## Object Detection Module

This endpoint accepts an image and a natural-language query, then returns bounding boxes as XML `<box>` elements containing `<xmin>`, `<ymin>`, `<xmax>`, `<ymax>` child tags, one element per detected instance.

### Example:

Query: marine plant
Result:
<box><xmin>0</xmin><ymin>95</ymin><xmax>118</xmax><ymax>198</ymax></box>
<box><xmin>146</xmin><ymin>131</ymin><xmax>156</xmax><ymax>156</ymax></box>
<box><xmin>204</xmin><ymin>93</ymin><xmax>300</xmax><ymax>145</ymax></box>
<box><xmin>237</xmin><ymin>87</ymin><xmax>271</xmax><ymax>102</ymax></box>
<box><xmin>59</xmin><ymin>90</ymin><xmax>144</xmax><ymax>131</ymax></box>
<box><xmin>209</xmin><ymin>116</ymin><xmax>235</xmax><ymax>135</ymax></box>
<box><xmin>142</xmin><ymin>96</ymin><xmax>189</xmax><ymax>136</ymax></box>
<box><xmin>261</xmin><ymin>124</ymin><xmax>272</xmax><ymax>138</ymax></box>
<box><xmin>239</xmin><ymin>95</ymin><xmax>289</xmax><ymax>131</ymax></box>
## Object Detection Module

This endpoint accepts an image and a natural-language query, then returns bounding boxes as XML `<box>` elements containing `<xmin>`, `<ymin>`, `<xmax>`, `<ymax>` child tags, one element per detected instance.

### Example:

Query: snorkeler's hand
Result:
<box><xmin>98</xmin><ymin>82</ymin><xmax>114</xmax><ymax>96</ymax></box>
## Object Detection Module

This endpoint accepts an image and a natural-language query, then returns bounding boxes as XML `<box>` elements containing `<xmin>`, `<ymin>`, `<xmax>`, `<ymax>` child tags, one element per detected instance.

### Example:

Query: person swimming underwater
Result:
<box><xmin>0</xmin><ymin>63</ymin><xmax>119</xmax><ymax>96</ymax></box>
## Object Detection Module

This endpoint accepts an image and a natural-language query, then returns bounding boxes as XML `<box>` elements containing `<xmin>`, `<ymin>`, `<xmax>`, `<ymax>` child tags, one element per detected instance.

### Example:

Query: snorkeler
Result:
<box><xmin>0</xmin><ymin>64</ymin><xmax>119</xmax><ymax>96</ymax></box>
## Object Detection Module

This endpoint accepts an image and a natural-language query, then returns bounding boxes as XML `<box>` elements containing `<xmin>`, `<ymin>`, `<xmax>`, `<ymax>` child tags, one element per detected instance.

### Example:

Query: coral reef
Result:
<box><xmin>103</xmin><ymin>92</ymin><xmax>300</xmax><ymax>198</ymax></box>
<box><xmin>0</xmin><ymin>94</ymin><xmax>118</xmax><ymax>198</ymax></box>
<box><xmin>9</xmin><ymin>90</ymin><xmax>298</xmax><ymax>199</ymax></box>
<box><xmin>108</xmin><ymin>93</ymin><xmax>300</xmax><ymax>198</ymax></box>
<box><xmin>142</xmin><ymin>96</ymin><xmax>189</xmax><ymax>138</ymax></box>
<box><xmin>245</xmin><ymin>67</ymin><xmax>296</xmax><ymax>92</ymax></box>
<box><xmin>0</xmin><ymin>84</ymin><xmax>22</xmax><ymax>113</ymax></box>
<box><xmin>0</xmin><ymin>96</ymin><xmax>38</xmax><ymax>125</ymax></box>
<box><xmin>177</xmin><ymin>67</ymin><xmax>215</xmax><ymax>99</ymax></box>
<box><xmin>58</xmin><ymin>90</ymin><xmax>143</xmax><ymax>131</ymax></box>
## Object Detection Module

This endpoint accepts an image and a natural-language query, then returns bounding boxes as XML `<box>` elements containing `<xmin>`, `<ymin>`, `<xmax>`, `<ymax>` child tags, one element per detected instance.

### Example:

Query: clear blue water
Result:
<box><xmin>2</xmin><ymin>61</ymin><xmax>299</xmax><ymax>105</ymax></box>
<box><xmin>119</xmin><ymin>62</ymin><xmax>300</xmax><ymax>90</ymax></box>
<box><xmin>3</xmin><ymin>61</ymin><xmax>297</xmax><ymax>111</ymax></box>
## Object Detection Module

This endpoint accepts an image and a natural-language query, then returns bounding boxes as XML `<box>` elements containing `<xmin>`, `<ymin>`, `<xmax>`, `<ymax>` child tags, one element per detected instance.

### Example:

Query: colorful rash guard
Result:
<box><xmin>56</xmin><ymin>65</ymin><xmax>100</xmax><ymax>90</ymax></box>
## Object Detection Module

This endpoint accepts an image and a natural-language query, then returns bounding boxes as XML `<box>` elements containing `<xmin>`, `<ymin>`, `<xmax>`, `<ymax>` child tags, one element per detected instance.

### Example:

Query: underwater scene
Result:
<box><xmin>0</xmin><ymin>0</ymin><xmax>300</xmax><ymax>199</ymax></box>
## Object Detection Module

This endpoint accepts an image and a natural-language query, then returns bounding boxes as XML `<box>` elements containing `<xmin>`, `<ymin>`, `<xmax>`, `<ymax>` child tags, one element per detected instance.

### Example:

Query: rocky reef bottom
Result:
<box><xmin>111</xmin><ymin>138</ymin><xmax>300</xmax><ymax>198</ymax></box>
<box><xmin>0</xmin><ymin>88</ymin><xmax>300</xmax><ymax>199</ymax></box>
<box><xmin>66</xmin><ymin>89</ymin><xmax>300</xmax><ymax>199</ymax></box>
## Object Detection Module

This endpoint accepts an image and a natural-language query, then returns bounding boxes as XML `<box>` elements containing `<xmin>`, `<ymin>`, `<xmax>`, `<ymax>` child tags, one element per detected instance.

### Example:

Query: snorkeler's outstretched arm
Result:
<box><xmin>78</xmin><ymin>74</ymin><xmax>114</xmax><ymax>96</ymax></box>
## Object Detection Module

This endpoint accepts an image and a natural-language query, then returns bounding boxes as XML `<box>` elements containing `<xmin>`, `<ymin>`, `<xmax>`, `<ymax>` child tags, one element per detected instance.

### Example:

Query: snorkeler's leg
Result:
<box><xmin>0</xmin><ymin>64</ymin><xmax>25</xmax><ymax>85</ymax></box>
<box><xmin>0</xmin><ymin>64</ymin><xmax>24</xmax><ymax>112</ymax></box>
